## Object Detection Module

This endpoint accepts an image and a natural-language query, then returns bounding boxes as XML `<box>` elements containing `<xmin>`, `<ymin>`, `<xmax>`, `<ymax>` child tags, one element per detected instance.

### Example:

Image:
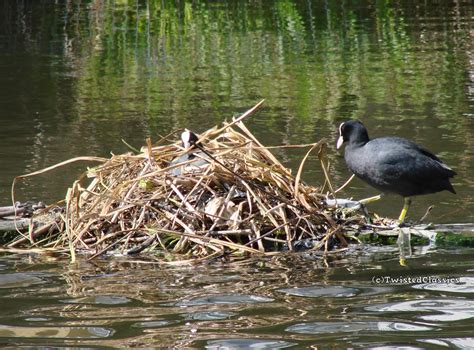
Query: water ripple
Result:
<box><xmin>420</xmin><ymin>338</ymin><xmax>474</xmax><ymax>348</ymax></box>
<box><xmin>285</xmin><ymin>321</ymin><xmax>433</xmax><ymax>334</ymax></box>
<box><xmin>0</xmin><ymin>324</ymin><xmax>114</xmax><ymax>339</ymax></box>
<box><xmin>62</xmin><ymin>295</ymin><xmax>132</xmax><ymax>305</ymax></box>
<box><xmin>176</xmin><ymin>294</ymin><xmax>273</xmax><ymax>307</ymax></box>
<box><xmin>133</xmin><ymin>320</ymin><xmax>177</xmax><ymax>328</ymax></box>
<box><xmin>205</xmin><ymin>339</ymin><xmax>297</xmax><ymax>349</ymax></box>
<box><xmin>0</xmin><ymin>273</ymin><xmax>46</xmax><ymax>289</ymax></box>
<box><xmin>412</xmin><ymin>276</ymin><xmax>474</xmax><ymax>293</ymax></box>
<box><xmin>184</xmin><ymin>311</ymin><xmax>236</xmax><ymax>321</ymax></box>
<box><xmin>278</xmin><ymin>285</ymin><xmax>359</xmax><ymax>298</ymax></box>
<box><xmin>365</xmin><ymin>299</ymin><xmax>474</xmax><ymax>321</ymax></box>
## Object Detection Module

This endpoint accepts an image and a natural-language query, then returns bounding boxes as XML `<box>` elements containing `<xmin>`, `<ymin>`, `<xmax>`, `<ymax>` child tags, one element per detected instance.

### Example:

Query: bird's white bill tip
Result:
<box><xmin>336</xmin><ymin>135</ymin><xmax>344</xmax><ymax>149</ymax></box>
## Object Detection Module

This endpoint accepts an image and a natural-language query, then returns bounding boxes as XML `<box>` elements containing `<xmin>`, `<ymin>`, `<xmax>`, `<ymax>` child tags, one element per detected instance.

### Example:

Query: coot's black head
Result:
<box><xmin>336</xmin><ymin>120</ymin><xmax>370</xmax><ymax>149</ymax></box>
<box><xmin>181</xmin><ymin>129</ymin><xmax>200</xmax><ymax>150</ymax></box>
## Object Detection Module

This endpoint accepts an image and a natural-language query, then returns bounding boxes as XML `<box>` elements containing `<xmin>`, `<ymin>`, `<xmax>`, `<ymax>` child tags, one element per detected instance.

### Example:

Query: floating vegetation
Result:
<box><xmin>5</xmin><ymin>101</ymin><xmax>373</xmax><ymax>262</ymax></box>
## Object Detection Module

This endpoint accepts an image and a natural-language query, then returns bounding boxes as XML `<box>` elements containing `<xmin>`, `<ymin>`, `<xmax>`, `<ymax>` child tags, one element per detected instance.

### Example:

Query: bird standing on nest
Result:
<box><xmin>336</xmin><ymin>120</ymin><xmax>456</xmax><ymax>224</ymax></box>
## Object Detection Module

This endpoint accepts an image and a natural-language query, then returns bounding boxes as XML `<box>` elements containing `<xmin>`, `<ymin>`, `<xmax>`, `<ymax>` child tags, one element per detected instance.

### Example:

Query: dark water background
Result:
<box><xmin>0</xmin><ymin>0</ymin><xmax>474</xmax><ymax>348</ymax></box>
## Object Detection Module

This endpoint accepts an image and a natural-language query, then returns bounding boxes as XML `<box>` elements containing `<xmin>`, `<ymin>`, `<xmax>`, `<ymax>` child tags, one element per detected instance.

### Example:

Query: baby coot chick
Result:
<box><xmin>336</xmin><ymin>120</ymin><xmax>456</xmax><ymax>223</ymax></box>
<box><xmin>169</xmin><ymin>129</ymin><xmax>209</xmax><ymax>176</ymax></box>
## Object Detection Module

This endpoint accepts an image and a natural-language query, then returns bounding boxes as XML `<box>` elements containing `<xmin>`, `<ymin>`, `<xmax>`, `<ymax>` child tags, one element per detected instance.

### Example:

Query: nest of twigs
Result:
<box><xmin>10</xmin><ymin>101</ymin><xmax>361</xmax><ymax>261</ymax></box>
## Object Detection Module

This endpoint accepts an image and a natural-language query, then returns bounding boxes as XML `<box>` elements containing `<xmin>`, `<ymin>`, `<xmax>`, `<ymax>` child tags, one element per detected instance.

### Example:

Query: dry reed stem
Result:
<box><xmin>8</xmin><ymin>101</ymin><xmax>361</xmax><ymax>260</ymax></box>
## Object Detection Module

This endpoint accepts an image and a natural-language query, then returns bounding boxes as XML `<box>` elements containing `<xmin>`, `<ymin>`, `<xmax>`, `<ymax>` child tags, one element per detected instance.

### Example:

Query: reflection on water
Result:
<box><xmin>412</xmin><ymin>276</ymin><xmax>474</xmax><ymax>293</ymax></box>
<box><xmin>0</xmin><ymin>248</ymin><xmax>473</xmax><ymax>348</ymax></box>
<box><xmin>421</xmin><ymin>338</ymin><xmax>474</xmax><ymax>349</ymax></box>
<box><xmin>367</xmin><ymin>299</ymin><xmax>474</xmax><ymax>322</ymax></box>
<box><xmin>0</xmin><ymin>324</ymin><xmax>114</xmax><ymax>339</ymax></box>
<box><xmin>278</xmin><ymin>285</ymin><xmax>359</xmax><ymax>297</ymax></box>
<box><xmin>205</xmin><ymin>339</ymin><xmax>297</xmax><ymax>349</ymax></box>
<box><xmin>176</xmin><ymin>295</ymin><xmax>274</xmax><ymax>307</ymax></box>
<box><xmin>0</xmin><ymin>272</ymin><xmax>46</xmax><ymax>289</ymax></box>
<box><xmin>63</xmin><ymin>295</ymin><xmax>131</xmax><ymax>305</ymax></box>
<box><xmin>285</xmin><ymin>321</ymin><xmax>435</xmax><ymax>334</ymax></box>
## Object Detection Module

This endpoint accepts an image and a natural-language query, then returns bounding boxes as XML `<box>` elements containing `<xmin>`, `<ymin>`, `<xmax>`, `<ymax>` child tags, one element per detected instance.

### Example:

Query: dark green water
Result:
<box><xmin>1</xmin><ymin>248</ymin><xmax>474</xmax><ymax>349</ymax></box>
<box><xmin>1</xmin><ymin>0</ymin><xmax>474</xmax><ymax>348</ymax></box>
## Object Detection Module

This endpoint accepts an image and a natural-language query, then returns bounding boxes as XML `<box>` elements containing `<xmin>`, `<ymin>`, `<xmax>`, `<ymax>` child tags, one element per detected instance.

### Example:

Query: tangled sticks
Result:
<box><xmin>10</xmin><ymin>101</ymin><xmax>358</xmax><ymax>261</ymax></box>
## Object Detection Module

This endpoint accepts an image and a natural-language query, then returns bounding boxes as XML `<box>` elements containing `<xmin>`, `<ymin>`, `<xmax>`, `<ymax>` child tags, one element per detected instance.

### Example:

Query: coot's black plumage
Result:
<box><xmin>336</xmin><ymin>120</ymin><xmax>456</xmax><ymax>222</ymax></box>
<box><xmin>169</xmin><ymin>129</ymin><xmax>209</xmax><ymax>176</ymax></box>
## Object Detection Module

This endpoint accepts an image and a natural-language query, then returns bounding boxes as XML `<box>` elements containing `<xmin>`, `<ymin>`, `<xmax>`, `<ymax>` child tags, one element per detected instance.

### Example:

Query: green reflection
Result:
<box><xmin>35</xmin><ymin>0</ymin><xmax>468</xmax><ymax>125</ymax></box>
<box><xmin>2</xmin><ymin>0</ymin><xmax>471</xmax><ymax>125</ymax></box>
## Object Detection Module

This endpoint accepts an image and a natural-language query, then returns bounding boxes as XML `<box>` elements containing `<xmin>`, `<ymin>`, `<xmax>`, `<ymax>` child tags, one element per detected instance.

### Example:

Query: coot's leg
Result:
<box><xmin>398</xmin><ymin>197</ymin><xmax>412</xmax><ymax>223</ymax></box>
<box><xmin>358</xmin><ymin>194</ymin><xmax>383</xmax><ymax>224</ymax></box>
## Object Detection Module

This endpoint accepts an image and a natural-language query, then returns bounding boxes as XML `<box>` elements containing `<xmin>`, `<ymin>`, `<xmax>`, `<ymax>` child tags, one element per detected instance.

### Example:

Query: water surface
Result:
<box><xmin>0</xmin><ymin>247</ymin><xmax>473</xmax><ymax>348</ymax></box>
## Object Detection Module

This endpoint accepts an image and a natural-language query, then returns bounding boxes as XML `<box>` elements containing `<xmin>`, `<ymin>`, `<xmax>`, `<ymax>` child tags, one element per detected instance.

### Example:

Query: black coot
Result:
<box><xmin>336</xmin><ymin>120</ymin><xmax>456</xmax><ymax>222</ymax></box>
<box><xmin>169</xmin><ymin>129</ymin><xmax>209</xmax><ymax>176</ymax></box>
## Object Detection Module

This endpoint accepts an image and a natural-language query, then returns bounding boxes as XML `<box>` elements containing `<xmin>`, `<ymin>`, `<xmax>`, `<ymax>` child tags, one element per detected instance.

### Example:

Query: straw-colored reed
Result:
<box><xmin>9</xmin><ymin>101</ymin><xmax>362</xmax><ymax>262</ymax></box>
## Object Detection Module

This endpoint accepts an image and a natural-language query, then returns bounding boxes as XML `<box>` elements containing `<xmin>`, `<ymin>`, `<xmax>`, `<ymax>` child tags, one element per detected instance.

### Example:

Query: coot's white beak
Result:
<box><xmin>336</xmin><ymin>122</ymin><xmax>345</xmax><ymax>149</ymax></box>
<box><xmin>336</xmin><ymin>135</ymin><xmax>344</xmax><ymax>149</ymax></box>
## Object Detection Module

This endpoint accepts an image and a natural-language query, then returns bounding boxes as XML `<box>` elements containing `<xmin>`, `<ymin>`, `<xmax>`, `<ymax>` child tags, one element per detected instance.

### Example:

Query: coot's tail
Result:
<box><xmin>445</xmin><ymin>181</ymin><xmax>456</xmax><ymax>194</ymax></box>
<box><xmin>436</xmin><ymin>160</ymin><xmax>456</xmax><ymax>194</ymax></box>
